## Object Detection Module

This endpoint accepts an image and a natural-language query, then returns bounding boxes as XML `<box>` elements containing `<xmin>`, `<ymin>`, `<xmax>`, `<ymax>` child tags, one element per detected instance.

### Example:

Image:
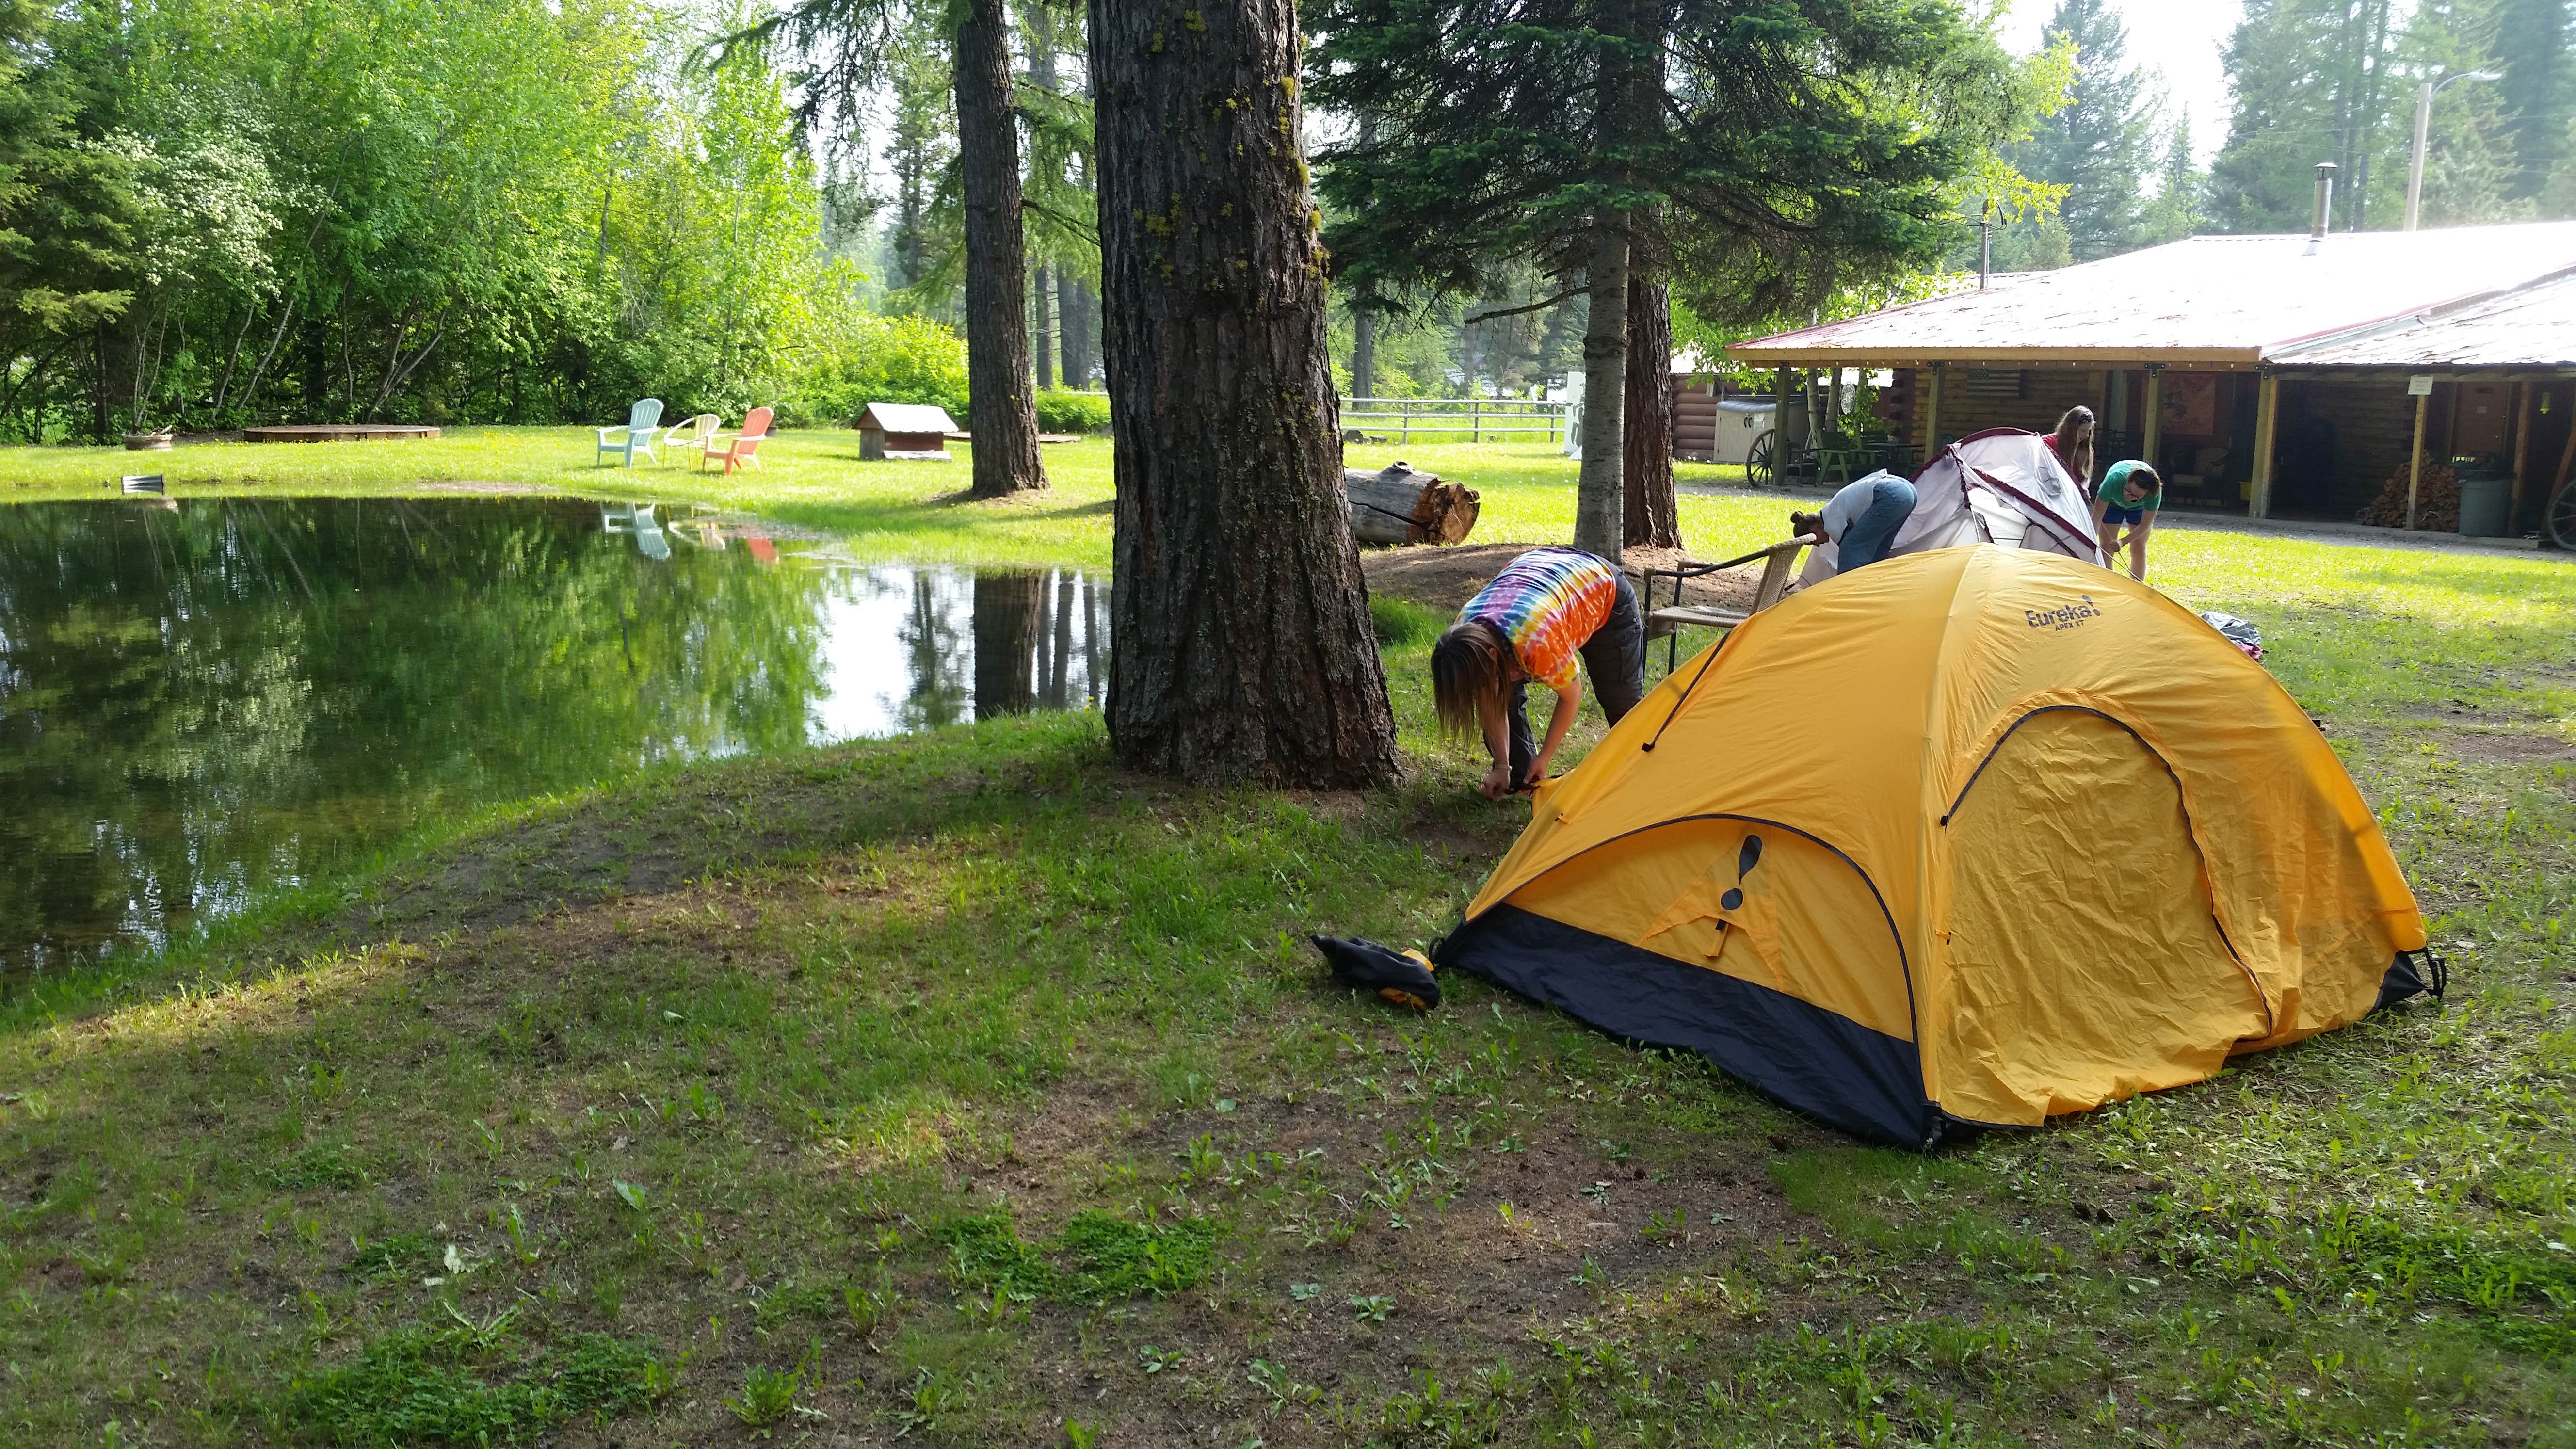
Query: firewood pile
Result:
<box><xmin>1344</xmin><ymin>461</ymin><xmax>1481</xmax><ymax>546</ymax></box>
<box><xmin>2355</xmin><ymin>460</ymin><xmax>2459</xmax><ymax>531</ymax></box>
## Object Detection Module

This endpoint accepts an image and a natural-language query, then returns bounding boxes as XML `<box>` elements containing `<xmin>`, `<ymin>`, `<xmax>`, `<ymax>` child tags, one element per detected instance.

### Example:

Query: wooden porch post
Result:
<box><xmin>1774</xmin><ymin>366</ymin><xmax>1793</xmax><ymax>454</ymax></box>
<box><xmin>2140</xmin><ymin>364</ymin><xmax>2165</xmax><ymax>476</ymax></box>
<box><xmin>2250</xmin><ymin>368</ymin><xmax>2280</xmax><ymax>518</ymax></box>
<box><xmin>2406</xmin><ymin>386</ymin><xmax>2431</xmax><ymax>531</ymax></box>
<box><xmin>2510</xmin><ymin>380</ymin><xmax>2535</xmax><ymax>533</ymax></box>
<box><xmin>1923</xmin><ymin>361</ymin><xmax>1945</xmax><ymax>454</ymax></box>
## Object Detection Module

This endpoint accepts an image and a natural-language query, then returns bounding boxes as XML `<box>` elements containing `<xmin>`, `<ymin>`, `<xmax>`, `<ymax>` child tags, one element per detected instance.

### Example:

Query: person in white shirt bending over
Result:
<box><xmin>1789</xmin><ymin>474</ymin><xmax>1918</xmax><ymax>576</ymax></box>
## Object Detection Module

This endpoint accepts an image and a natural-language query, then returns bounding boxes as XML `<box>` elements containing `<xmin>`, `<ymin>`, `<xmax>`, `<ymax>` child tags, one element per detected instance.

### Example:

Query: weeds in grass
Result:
<box><xmin>262</xmin><ymin>1144</ymin><xmax>367</xmax><ymax>1191</ymax></box>
<box><xmin>937</xmin><ymin>1210</ymin><xmax>1218</xmax><ymax>1303</ymax></box>
<box><xmin>271</xmin><ymin>1324</ymin><xmax>657</xmax><ymax>1444</ymax></box>
<box><xmin>724</xmin><ymin>1362</ymin><xmax>801</xmax><ymax>1430</ymax></box>
<box><xmin>345</xmin><ymin>1232</ymin><xmax>441</xmax><ymax>1283</ymax></box>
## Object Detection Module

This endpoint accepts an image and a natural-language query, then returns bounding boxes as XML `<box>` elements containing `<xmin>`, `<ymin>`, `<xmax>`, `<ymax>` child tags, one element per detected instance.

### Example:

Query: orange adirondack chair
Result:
<box><xmin>702</xmin><ymin>407</ymin><xmax>773</xmax><ymax>474</ymax></box>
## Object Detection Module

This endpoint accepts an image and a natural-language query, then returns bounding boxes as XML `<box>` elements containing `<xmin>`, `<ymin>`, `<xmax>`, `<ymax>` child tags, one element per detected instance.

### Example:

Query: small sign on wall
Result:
<box><xmin>2408</xmin><ymin>374</ymin><xmax>2434</xmax><ymax>396</ymax></box>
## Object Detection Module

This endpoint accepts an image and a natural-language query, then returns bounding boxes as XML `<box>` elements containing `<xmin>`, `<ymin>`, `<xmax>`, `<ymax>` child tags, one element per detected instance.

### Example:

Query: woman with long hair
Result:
<box><xmin>1431</xmin><ymin>548</ymin><xmax>1645</xmax><ymax>799</ymax></box>
<box><xmin>2049</xmin><ymin>405</ymin><xmax>2097</xmax><ymax>494</ymax></box>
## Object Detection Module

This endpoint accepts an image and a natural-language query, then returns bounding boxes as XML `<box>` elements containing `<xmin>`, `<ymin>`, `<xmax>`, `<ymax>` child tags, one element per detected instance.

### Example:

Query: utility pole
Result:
<box><xmin>2406</xmin><ymin>70</ymin><xmax>2501</xmax><ymax>230</ymax></box>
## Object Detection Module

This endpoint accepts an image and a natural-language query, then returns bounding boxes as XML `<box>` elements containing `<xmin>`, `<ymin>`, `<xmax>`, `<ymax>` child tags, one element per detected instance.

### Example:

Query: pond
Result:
<box><xmin>0</xmin><ymin>496</ymin><xmax>1108</xmax><ymax>977</ymax></box>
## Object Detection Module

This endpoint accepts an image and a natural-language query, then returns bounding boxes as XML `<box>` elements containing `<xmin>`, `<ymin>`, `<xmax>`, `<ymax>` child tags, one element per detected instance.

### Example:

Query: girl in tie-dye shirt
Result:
<box><xmin>1431</xmin><ymin>547</ymin><xmax>1645</xmax><ymax>799</ymax></box>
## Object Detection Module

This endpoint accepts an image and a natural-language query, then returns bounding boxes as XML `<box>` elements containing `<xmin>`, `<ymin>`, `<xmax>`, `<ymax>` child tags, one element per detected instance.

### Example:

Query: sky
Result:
<box><xmin>1996</xmin><ymin>0</ymin><xmax>2243</xmax><ymax>165</ymax></box>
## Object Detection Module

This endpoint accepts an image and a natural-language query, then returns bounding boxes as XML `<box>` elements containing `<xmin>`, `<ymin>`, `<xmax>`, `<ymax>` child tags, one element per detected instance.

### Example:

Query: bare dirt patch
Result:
<box><xmin>1362</xmin><ymin>542</ymin><xmax>1760</xmax><ymax>616</ymax></box>
<box><xmin>2446</xmin><ymin>728</ymin><xmax>2576</xmax><ymax>766</ymax></box>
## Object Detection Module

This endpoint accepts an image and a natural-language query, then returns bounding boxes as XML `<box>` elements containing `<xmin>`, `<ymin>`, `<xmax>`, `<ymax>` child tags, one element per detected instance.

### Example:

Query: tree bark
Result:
<box><xmin>1060</xmin><ymin>273</ymin><xmax>1091</xmax><ymax>386</ymax></box>
<box><xmin>1032</xmin><ymin>262</ymin><xmax>1056</xmax><ymax>389</ymax></box>
<box><xmin>1352</xmin><ymin>308</ymin><xmax>1376</xmax><ymax>404</ymax></box>
<box><xmin>955</xmin><ymin>0</ymin><xmax>1048</xmax><ymax>496</ymax></box>
<box><xmin>1573</xmin><ymin>220</ymin><xmax>1629</xmax><ymax>556</ymax></box>
<box><xmin>1090</xmin><ymin>0</ymin><xmax>1401</xmax><ymax>786</ymax></box>
<box><xmin>1622</xmin><ymin>277</ymin><xmax>1680</xmax><ymax>548</ymax></box>
<box><xmin>973</xmin><ymin>570</ymin><xmax>1044</xmax><ymax>716</ymax></box>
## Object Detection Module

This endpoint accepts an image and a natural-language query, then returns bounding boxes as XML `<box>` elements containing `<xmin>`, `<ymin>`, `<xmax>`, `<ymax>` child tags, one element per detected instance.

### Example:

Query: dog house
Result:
<box><xmin>857</xmin><ymin>403</ymin><xmax>957</xmax><ymax>461</ymax></box>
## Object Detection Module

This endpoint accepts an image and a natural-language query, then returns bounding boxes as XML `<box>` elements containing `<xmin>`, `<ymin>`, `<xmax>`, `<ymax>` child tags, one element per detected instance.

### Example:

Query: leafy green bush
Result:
<box><xmin>1034</xmin><ymin>389</ymin><xmax>1111</xmax><ymax>434</ymax></box>
<box><xmin>791</xmin><ymin>312</ymin><xmax>970</xmax><ymax>426</ymax></box>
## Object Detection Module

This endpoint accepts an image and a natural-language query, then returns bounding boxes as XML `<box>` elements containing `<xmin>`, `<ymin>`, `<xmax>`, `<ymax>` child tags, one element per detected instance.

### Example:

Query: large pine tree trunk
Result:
<box><xmin>955</xmin><ymin>0</ymin><xmax>1047</xmax><ymax>497</ymax></box>
<box><xmin>1622</xmin><ymin>277</ymin><xmax>1680</xmax><ymax>548</ymax></box>
<box><xmin>1573</xmin><ymin>221</ymin><xmax>1629</xmax><ymax>556</ymax></box>
<box><xmin>1089</xmin><ymin>0</ymin><xmax>1401</xmax><ymax>787</ymax></box>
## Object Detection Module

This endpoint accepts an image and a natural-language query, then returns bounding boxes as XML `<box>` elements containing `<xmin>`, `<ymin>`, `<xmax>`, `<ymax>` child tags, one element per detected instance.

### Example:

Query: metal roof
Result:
<box><xmin>2269</xmin><ymin>272</ymin><xmax>2576</xmax><ymax>370</ymax></box>
<box><xmin>1725</xmin><ymin>222</ymin><xmax>2576</xmax><ymax>369</ymax></box>
<box><xmin>856</xmin><ymin>402</ymin><xmax>958</xmax><ymax>434</ymax></box>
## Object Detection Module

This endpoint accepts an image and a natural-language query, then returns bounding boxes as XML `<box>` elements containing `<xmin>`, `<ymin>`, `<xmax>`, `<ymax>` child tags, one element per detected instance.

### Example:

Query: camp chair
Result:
<box><xmin>663</xmin><ymin>413</ymin><xmax>720</xmax><ymax>467</ymax></box>
<box><xmin>596</xmin><ymin>398</ymin><xmax>663</xmax><ymax>467</ymax></box>
<box><xmin>1641</xmin><ymin>538</ymin><xmax>1809</xmax><ymax>674</ymax></box>
<box><xmin>701</xmin><ymin>406</ymin><xmax>772</xmax><ymax>474</ymax></box>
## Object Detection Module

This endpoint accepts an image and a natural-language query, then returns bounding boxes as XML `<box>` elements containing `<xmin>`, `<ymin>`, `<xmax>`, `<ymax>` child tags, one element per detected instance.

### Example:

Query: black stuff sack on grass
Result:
<box><xmin>1310</xmin><ymin>934</ymin><xmax>1441</xmax><ymax>1011</ymax></box>
<box><xmin>2198</xmin><ymin>611</ymin><xmax>2264</xmax><ymax>662</ymax></box>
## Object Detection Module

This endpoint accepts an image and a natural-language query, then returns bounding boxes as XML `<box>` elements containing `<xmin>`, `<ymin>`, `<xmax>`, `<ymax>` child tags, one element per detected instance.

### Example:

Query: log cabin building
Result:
<box><xmin>1724</xmin><ymin>221</ymin><xmax>2576</xmax><ymax>535</ymax></box>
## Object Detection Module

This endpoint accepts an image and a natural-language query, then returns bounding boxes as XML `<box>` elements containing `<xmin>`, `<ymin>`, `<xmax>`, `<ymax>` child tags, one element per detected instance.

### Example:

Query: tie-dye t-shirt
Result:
<box><xmin>1456</xmin><ymin>547</ymin><xmax>1620</xmax><ymax>692</ymax></box>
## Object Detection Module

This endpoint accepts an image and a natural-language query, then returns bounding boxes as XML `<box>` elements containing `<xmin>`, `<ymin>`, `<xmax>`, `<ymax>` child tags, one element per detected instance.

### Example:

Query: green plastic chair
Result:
<box><xmin>596</xmin><ymin>398</ymin><xmax>664</xmax><ymax>467</ymax></box>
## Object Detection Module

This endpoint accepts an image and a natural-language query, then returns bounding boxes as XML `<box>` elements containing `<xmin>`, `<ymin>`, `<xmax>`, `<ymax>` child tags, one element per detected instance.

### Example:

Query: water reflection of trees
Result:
<box><xmin>970</xmin><ymin>570</ymin><xmax>1106</xmax><ymax>720</ymax></box>
<box><xmin>0</xmin><ymin>498</ymin><xmax>840</xmax><ymax>975</ymax></box>
<box><xmin>893</xmin><ymin>572</ymin><xmax>971</xmax><ymax>731</ymax></box>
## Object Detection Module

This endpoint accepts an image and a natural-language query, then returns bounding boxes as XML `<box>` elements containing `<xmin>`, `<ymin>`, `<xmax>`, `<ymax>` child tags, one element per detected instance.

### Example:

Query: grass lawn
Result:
<box><xmin>0</xmin><ymin>428</ymin><xmax>1773</xmax><ymax>571</ymax></box>
<box><xmin>1</xmin><ymin>432</ymin><xmax>2572</xmax><ymax>1445</ymax></box>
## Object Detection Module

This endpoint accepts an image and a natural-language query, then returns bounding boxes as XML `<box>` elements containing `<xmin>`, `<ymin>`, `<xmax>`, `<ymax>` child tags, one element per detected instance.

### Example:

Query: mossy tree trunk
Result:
<box><xmin>1088</xmin><ymin>0</ymin><xmax>1401</xmax><ymax>786</ymax></box>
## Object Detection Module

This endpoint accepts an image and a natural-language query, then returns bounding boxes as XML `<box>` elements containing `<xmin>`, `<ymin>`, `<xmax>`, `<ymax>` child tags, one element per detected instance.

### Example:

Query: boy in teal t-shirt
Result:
<box><xmin>2092</xmin><ymin>459</ymin><xmax>2162</xmax><ymax>582</ymax></box>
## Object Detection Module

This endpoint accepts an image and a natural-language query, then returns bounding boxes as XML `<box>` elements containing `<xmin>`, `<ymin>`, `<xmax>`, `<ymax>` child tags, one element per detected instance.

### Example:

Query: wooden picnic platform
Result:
<box><xmin>243</xmin><ymin>424</ymin><xmax>442</xmax><ymax>443</ymax></box>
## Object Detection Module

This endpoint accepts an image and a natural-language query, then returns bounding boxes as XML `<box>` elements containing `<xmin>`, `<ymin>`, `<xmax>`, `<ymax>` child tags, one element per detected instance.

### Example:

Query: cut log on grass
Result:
<box><xmin>1345</xmin><ymin>461</ymin><xmax>1481</xmax><ymax>546</ymax></box>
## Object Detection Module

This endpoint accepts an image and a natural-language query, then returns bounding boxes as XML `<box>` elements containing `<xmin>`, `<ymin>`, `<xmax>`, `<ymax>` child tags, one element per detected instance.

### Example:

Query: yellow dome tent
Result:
<box><xmin>1433</xmin><ymin>546</ymin><xmax>2437</xmax><ymax>1145</ymax></box>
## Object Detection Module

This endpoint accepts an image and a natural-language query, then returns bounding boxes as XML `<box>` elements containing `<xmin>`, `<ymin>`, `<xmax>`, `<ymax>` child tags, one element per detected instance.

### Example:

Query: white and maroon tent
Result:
<box><xmin>1799</xmin><ymin>429</ymin><xmax>2106</xmax><ymax>584</ymax></box>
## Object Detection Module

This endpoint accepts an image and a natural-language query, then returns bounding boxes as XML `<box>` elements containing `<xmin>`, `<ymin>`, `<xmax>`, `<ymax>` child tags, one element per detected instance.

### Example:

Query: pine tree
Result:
<box><xmin>1313</xmin><ymin>0</ymin><xmax>2027</xmax><ymax>555</ymax></box>
<box><xmin>2494</xmin><ymin>0</ymin><xmax>2571</xmax><ymax>200</ymax></box>
<box><xmin>2209</xmin><ymin>0</ymin><xmax>2399</xmax><ymax>233</ymax></box>
<box><xmin>2135</xmin><ymin>115</ymin><xmax>2206</xmax><ymax>243</ymax></box>
<box><xmin>2013</xmin><ymin>0</ymin><xmax>2154</xmax><ymax>259</ymax></box>
<box><xmin>752</xmin><ymin>0</ymin><xmax>1046</xmax><ymax>496</ymax></box>
<box><xmin>881</xmin><ymin>12</ymin><xmax>957</xmax><ymax>297</ymax></box>
<box><xmin>1089</xmin><ymin>0</ymin><xmax>1401</xmax><ymax>785</ymax></box>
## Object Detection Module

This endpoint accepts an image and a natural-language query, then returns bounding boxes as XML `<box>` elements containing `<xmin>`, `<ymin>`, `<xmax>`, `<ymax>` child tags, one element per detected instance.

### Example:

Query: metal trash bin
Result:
<box><xmin>2456</xmin><ymin>472</ymin><xmax>2511</xmax><ymax>537</ymax></box>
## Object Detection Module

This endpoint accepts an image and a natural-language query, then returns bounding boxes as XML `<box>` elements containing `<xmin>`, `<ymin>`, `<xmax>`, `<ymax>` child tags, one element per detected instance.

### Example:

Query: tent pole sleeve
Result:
<box><xmin>2407</xmin><ymin>388</ymin><xmax>2429</xmax><ymax>531</ymax></box>
<box><xmin>2250</xmin><ymin>369</ymin><xmax>2279</xmax><ymax>519</ymax></box>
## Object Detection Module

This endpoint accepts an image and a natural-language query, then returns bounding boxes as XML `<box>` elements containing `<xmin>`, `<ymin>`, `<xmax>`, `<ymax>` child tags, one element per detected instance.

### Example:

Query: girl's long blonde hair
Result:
<box><xmin>1431</xmin><ymin>622</ymin><xmax>1511</xmax><ymax>739</ymax></box>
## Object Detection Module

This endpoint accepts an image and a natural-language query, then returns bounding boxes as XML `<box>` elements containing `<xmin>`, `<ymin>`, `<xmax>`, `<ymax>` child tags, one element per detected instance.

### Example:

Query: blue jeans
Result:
<box><xmin>1838</xmin><ymin>479</ymin><xmax>1916</xmax><ymax>571</ymax></box>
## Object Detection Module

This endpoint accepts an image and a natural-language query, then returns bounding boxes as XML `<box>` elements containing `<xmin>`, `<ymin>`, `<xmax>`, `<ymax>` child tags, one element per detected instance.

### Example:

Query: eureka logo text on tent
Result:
<box><xmin>2024</xmin><ymin>596</ymin><xmax>2103</xmax><ymax>631</ymax></box>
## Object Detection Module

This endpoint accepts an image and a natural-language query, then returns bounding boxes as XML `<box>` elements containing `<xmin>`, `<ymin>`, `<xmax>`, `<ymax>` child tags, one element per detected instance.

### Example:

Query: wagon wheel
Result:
<box><xmin>1747</xmin><ymin>429</ymin><xmax>1778</xmax><ymax>489</ymax></box>
<box><xmin>2551</xmin><ymin>478</ymin><xmax>2576</xmax><ymax>551</ymax></box>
